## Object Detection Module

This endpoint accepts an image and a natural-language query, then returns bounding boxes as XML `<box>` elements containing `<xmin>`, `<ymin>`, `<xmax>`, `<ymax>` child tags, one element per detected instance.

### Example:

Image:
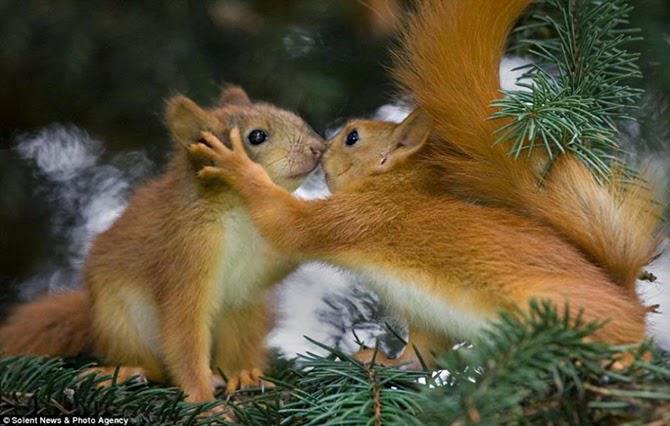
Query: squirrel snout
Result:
<box><xmin>309</xmin><ymin>142</ymin><xmax>326</xmax><ymax>160</ymax></box>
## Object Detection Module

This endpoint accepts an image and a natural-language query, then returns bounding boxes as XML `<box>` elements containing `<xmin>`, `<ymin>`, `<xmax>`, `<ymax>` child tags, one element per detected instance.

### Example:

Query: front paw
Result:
<box><xmin>189</xmin><ymin>129</ymin><xmax>241</xmax><ymax>166</ymax></box>
<box><xmin>190</xmin><ymin>129</ymin><xmax>273</xmax><ymax>191</ymax></box>
<box><xmin>187</xmin><ymin>128</ymin><xmax>245</xmax><ymax>183</ymax></box>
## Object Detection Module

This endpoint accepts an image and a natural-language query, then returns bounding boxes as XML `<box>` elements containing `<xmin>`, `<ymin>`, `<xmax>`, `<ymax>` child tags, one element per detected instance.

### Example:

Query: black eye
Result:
<box><xmin>247</xmin><ymin>129</ymin><xmax>268</xmax><ymax>145</ymax></box>
<box><xmin>345</xmin><ymin>130</ymin><xmax>359</xmax><ymax>146</ymax></box>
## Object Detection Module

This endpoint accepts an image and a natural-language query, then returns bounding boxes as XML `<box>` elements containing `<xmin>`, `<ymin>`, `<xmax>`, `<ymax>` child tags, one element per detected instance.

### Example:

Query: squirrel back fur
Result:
<box><xmin>392</xmin><ymin>0</ymin><xmax>664</xmax><ymax>291</ymax></box>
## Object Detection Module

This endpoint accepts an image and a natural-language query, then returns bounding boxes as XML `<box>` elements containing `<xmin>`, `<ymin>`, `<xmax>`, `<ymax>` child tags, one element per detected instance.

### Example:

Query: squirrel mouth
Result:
<box><xmin>323</xmin><ymin>163</ymin><xmax>351</xmax><ymax>179</ymax></box>
<box><xmin>287</xmin><ymin>161</ymin><xmax>319</xmax><ymax>179</ymax></box>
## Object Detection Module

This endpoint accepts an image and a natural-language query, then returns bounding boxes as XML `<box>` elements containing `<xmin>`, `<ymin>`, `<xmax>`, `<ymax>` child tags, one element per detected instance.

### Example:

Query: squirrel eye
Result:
<box><xmin>247</xmin><ymin>129</ymin><xmax>268</xmax><ymax>145</ymax></box>
<box><xmin>345</xmin><ymin>130</ymin><xmax>359</xmax><ymax>146</ymax></box>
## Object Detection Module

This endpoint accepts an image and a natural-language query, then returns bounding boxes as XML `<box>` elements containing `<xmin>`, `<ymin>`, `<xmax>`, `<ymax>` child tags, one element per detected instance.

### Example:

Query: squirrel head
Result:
<box><xmin>165</xmin><ymin>86</ymin><xmax>325</xmax><ymax>191</ymax></box>
<box><xmin>323</xmin><ymin>109</ymin><xmax>431</xmax><ymax>192</ymax></box>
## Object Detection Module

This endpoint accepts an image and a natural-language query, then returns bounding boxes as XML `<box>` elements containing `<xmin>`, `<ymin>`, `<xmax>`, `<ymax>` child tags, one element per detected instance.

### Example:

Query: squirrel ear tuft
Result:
<box><xmin>219</xmin><ymin>85</ymin><xmax>252</xmax><ymax>107</ymax></box>
<box><xmin>165</xmin><ymin>95</ymin><xmax>219</xmax><ymax>146</ymax></box>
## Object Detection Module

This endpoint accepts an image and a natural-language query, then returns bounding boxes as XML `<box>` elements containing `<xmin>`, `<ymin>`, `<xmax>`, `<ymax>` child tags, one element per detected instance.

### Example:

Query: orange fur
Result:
<box><xmin>0</xmin><ymin>290</ymin><xmax>91</xmax><ymax>357</ymax></box>
<box><xmin>196</xmin><ymin>136</ymin><xmax>649</xmax><ymax>346</ymax></box>
<box><xmin>0</xmin><ymin>86</ymin><xmax>324</xmax><ymax>403</ymax></box>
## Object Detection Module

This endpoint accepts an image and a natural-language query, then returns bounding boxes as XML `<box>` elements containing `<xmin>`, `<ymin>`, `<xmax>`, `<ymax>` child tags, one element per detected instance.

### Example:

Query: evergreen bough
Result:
<box><xmin>494</xmin><ymin>0</ymin><xmax>643</xmax><ymax>180</ymax></box>
<box><xmin>1</xmin><ymin>303</ymin><xmax>669</xmax><ymax>424</ymax></box>
<box><xmin>420</xmin><ymin>302</ymin><xmax>670</xmax><ymax>425</ymax></box>
<box><xmin>0</xmin><ymin>357</ymin><xmax>228</xmax><ymax>424</ymax></box>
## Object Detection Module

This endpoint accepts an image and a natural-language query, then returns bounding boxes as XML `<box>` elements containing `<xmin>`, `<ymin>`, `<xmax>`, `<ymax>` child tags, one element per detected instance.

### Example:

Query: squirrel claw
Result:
<box><xmin>224</xmin><ymin>368</ymin><xmax>274</xmax><ymax>395</ymax></box>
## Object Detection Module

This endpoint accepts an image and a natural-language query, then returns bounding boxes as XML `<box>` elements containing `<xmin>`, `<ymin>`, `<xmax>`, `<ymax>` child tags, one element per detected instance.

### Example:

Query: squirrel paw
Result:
<box><xmin>607</xmin><ymin>350</ymin><xmax>652</xmax><ymax>371</ymax></box>
<box><xmin>188</xmin><ymin>128</ymin><xmax>244</xmax><ymax>172</ymax></box>
<box><xmin>82</xmin><ymin>366</ymin><xmax>149</xmax><ymax>387</ymax></box>
<box><xmin>224</xmin><ymin>368</ymin><xmax>274</xmax><ymax>395</ymax></box>
<box><xmin>189</xmin><ymin>128</ymin><xmax>268</xmax><ymax>186</ymax></box>
<box><xmin>199</xmin><ymin>404</ymin><xmax>235</xmax><ymax>422</ymax></box>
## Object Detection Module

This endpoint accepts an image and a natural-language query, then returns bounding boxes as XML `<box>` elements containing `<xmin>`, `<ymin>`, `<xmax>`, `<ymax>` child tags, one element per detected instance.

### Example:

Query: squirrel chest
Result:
<box><xmin>213</xmin><ymin>208</ymin><xmax>290</xmax><ymax>308</ymax></box>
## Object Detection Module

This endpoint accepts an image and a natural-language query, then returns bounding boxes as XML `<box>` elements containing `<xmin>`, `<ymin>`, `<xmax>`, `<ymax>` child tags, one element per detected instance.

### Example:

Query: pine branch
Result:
<box><xmin>493</xmin><ymin>0</ymin><xmax>644</xmax><ymax>180</ymax></box>
<box><xmin>1</xmin><ymin>305</ymin><xmax>669</xmax><ymax>425</ymax></box>
<box><xmin>419</xmin><ymin>301</ymin><xmax>670</xmax><ymax>425</ymax></box>
<box><xmin>278</xmin><ymin>338</ymin><xmax>428</xmax><ymax>426</ymax></box>
<box><xmin>0</xmin><ymin>357</ymin><xmax>229</xmax><ymax>425</ymax></box>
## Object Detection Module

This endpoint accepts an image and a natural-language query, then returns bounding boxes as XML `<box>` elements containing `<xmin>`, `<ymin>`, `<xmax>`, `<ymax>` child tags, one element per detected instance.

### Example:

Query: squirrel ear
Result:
<box><xmin>393</xmin><ymin>109</ymin><xmax>432</xmax><ymax>149</ymax></box>
<box><xmin>376</xmin><ymin>109</ymin><xmax>432</xmax><ymax>173</ymax></box>
<box><xmin>219</xmin><ymin>85</ymin><xmax>252</xmax><ymax>107</ymax></box>
<box><xmin>165</xmin><ymin>96</ymin><xmax>219</xmax><ymax>147</ymax></box>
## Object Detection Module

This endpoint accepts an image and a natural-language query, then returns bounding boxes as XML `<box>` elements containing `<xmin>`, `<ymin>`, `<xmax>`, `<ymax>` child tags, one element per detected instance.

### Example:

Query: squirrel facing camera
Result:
<box><xmin>323</xmin><ymin>109</ymin><xmax>432</xmax><ymax>192</ymax></box>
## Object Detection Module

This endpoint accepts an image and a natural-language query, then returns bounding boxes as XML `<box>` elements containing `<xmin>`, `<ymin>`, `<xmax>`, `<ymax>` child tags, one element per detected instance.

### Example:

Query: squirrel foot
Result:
<box><xmin>224</xmin><ymin>368</ymin><xmax>274</xmax><ymax>395</ymax></box>
<box><xmin>82</xmin><ymin>366</ymin><xmax>149</xmax><ymax>387</ymax></box>
<box><xmin>608</xmin><ymin>350</ymin><xmax>652</xmax><ymax>371</ymax></box>
<box><xmin>353</xmin><ymin>347</ymin><xmax>422</xmax><ymax>370</ymax></box>
<box><xmin>198</xmin><ymin>403</ymin><xmax>235</xmax><ymax>422</ymax></box>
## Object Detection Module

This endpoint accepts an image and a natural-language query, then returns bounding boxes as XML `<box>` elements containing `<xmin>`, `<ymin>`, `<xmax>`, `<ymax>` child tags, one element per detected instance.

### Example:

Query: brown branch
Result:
<box><xmin>367</xmin><ymin>364</ymin><xmax>382</xmax><ymax>426</ymax></box>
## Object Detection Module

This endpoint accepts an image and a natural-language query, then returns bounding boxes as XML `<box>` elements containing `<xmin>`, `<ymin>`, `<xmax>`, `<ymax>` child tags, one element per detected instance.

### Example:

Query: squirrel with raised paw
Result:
<box><xmin>189</xmin><ymin>0</ymin><xmax>665</xmax><ymax>368</ymax></box>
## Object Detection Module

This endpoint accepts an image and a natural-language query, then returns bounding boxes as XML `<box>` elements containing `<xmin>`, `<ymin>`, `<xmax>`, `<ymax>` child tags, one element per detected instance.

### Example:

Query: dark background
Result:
<box><xmin>0</xmin><ymin>0</ymin><xmax>669</xmax><ymax>313</ymax></box>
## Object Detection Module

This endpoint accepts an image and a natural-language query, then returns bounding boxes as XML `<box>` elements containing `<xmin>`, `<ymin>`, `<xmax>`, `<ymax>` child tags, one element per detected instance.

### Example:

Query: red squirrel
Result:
<box><xmin>188</xmin><ymin>0</ymin><xmax>665</xmax><ymax>367</ymax></box>
<box><xmin>0</xmin><ymin>86</ymin><xmax>325</xmax><ymax>401</ymax></box>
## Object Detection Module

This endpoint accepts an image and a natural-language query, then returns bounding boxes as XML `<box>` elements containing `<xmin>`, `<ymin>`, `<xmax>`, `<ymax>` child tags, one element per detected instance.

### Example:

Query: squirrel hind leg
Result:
<box><xmin>212</xmin><ymin>302</ymin><xmax>273</xmax><ymax>395</ymax></box>
<box><xmin>518</xmin><ymin>276</ymin><xmax>647</xmax><ymax>345</ymax></box>
<box><xmin>90</xmin><ymin>284</ymin><xmax>166</xmax><ymax>382</ymax></box>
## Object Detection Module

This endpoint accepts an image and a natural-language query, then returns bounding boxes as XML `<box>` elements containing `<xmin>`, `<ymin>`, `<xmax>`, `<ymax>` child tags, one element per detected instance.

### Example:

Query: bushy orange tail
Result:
<box><xmin>393</xmin><ymin>0</ymin><xmax>665</xmax><ymax>291</ymax></box>
<box><xmin>392</xmin><ymin>0</ymin><xmax>534</xmax><ymax>206</ymax></box>
<box><xmin>528</xmin><ymin>160</ymin><xmax>664</xmax><ymax>291</ymax></box>
<box><xmin>0</xmin><ymin>290</ymin><xmax>92</xmax><ymax>357</ymax></box>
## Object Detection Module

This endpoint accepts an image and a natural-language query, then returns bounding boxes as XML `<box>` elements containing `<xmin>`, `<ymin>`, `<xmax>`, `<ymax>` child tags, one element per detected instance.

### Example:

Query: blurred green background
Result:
<box><xmin>0</xmin><ymin>0</ymin><xmax>668</xmax><ymax>311</ymax></box>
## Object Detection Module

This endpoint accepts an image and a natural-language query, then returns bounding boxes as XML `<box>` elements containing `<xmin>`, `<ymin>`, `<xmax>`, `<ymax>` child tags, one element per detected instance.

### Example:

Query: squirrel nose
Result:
<box><xmin>310</xmin><ymin>143</ymin><xmax>325</xmax><ymax>160</ymax></box>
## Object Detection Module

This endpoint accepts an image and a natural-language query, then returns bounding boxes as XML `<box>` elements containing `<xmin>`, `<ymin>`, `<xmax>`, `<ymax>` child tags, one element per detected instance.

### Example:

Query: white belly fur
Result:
<box><xmin>214</xmin><ymin>208</ymin><xmax>283</xmax><ymax>309</ymax></box>
<box><xmin>361</xmin><ymin>269</ymin><xmax>489</xmax><ymax>340</ymax></box>
<box><xmin>123</xmin><ymin>287</ymin><xmax>162</xmax><ymax>355</ymax></box>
